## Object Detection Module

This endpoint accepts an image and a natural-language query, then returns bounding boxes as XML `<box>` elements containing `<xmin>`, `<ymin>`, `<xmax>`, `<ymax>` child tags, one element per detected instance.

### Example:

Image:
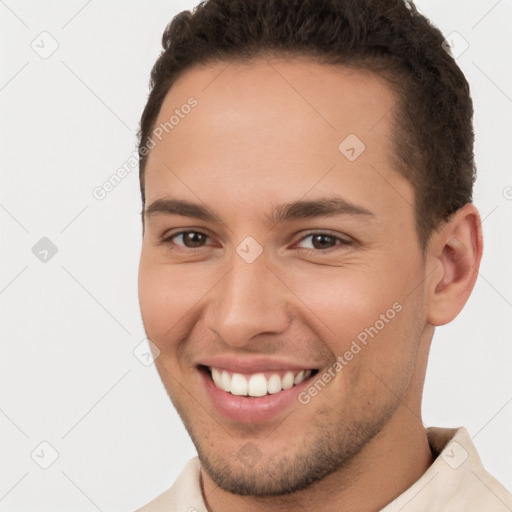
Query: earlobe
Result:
<box><xmin>427</xmin><ymin>204</ymin><xmax>484</xmax><ymax>326</ymax></box>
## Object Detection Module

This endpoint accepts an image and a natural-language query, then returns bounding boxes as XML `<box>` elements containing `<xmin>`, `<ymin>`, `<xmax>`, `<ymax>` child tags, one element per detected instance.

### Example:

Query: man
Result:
<box><xmin>135</xmin><ymin>0</ymin><xmax>512</xmax><ymax>510</ymax></box>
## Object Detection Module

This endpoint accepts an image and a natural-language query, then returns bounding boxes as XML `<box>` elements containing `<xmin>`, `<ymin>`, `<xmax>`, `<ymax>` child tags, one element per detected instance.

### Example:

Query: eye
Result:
<box><xmin>164</xmin><ymin>230</ymin><xmax>210</xmax><ymax>249</ymax></box>
<box><xmin>295</xmin><ymin>232</ymin><xmax>351</xmax><ymax>252</ymax></box>
<box><xmin>161</xmin><ymin>230</ymin><xmax>352</xmax><ymax>253</ymax></box>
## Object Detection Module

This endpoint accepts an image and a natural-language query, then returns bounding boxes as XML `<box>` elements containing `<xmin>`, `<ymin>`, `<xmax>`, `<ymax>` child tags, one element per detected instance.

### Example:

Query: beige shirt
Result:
<box><xmin>137</xmin><ymin>426</ymin><xmax>512</xmax><ymax>511</ymax></box>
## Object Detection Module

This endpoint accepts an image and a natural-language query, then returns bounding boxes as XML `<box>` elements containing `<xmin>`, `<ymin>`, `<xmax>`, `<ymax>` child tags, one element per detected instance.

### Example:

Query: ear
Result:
<box><xmin>426</xmin><ymin>203</ymin><xmax>484</xmax><ymax>326</ymax></box>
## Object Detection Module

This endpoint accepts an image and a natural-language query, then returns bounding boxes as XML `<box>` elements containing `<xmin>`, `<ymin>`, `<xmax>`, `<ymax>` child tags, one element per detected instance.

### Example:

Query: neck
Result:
<box><xmin>200</xmin><ymin>407</ymin><xmax>434</xmax><ymax>512</ymax></box>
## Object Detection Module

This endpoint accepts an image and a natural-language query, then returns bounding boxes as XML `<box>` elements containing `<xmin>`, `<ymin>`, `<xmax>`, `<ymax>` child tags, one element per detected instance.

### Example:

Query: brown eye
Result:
<box><xmin>167</xmin><ymin>231</ymin><xmax>210</xmax><ymax>248</ymax></box>
<box><xmin>310</xmin><ymin>234</ymin><xmax>338</xmax><ymax>250</ymax></box>
<box><xmin>296</xmin><ymin>232</ymin><xmax>350</xmax><ymax>252</ymax></box>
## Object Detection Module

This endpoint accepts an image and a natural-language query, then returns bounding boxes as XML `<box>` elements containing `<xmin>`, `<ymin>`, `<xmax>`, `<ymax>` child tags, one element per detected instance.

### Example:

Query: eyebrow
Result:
<box><xmin>144</xmin><ymin>196</ymin><xmax>374</xmax><ymax>224</ymax></box>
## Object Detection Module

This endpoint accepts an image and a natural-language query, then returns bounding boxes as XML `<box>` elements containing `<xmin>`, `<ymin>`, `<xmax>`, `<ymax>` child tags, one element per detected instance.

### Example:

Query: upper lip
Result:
<box><xmin>198</xmin><ymin>356</ymin><xmax>317</xmax><ymax>374</ymax></box>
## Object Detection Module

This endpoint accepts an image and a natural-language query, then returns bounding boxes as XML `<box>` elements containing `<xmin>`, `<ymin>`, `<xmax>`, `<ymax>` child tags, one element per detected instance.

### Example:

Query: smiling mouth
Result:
<box><xmin>200</xmin><ymin>365</ymin><xmax>320</xmax><ymax>397</ymax></box>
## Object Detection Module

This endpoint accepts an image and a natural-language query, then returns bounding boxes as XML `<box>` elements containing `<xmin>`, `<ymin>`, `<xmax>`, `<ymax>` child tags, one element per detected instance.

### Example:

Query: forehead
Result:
<box><xmin>144</xmin><ymin>56</ymin><xmax>412</xmax><ymax>223</ymax></box>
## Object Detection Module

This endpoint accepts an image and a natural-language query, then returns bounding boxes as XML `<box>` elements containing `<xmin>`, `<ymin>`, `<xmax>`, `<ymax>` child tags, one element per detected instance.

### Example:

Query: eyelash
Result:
<box><xmin>161</xmin><ymin>229</ymin><xmax>352</xmax><ymax>254</ymax></box>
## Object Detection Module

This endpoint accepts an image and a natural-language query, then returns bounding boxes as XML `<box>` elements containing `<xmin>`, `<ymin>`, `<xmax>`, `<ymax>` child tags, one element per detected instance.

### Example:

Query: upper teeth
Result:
<box><xmin>209</xmin><ymin>367</ymin><xmax>312</xmax><ymax>397</ymax></box>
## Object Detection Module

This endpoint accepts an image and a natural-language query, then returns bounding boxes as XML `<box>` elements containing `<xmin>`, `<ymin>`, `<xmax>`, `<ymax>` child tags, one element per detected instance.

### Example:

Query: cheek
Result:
<box><xmin>138</xmin><ymin>252</ymin><xmax>201</xmax><ymax>343</ymax></box>
<box><xmin>286</xmin><ymin>267</ymin><xmax>422</xmax><ymax>410</ymax></box>
<box><xmin>281</xmin><ymin>257</ymin><xmax>423</xmax><ymax>375</ymax></box>
<box><xmin>284</xmin><ymin>265</ymin><xmax>404</xmax><ymax>343</ymax></box>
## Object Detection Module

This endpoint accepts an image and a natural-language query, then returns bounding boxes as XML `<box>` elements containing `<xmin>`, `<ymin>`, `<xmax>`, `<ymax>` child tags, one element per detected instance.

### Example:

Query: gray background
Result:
<box><xmin>1</xmin><ymin>0</ymin><xmax>511</xmax><ymax>510</ymax></box>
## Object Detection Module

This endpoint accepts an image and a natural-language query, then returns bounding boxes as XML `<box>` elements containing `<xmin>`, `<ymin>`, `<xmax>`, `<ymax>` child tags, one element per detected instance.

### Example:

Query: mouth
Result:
<box><xmin>199</xmin><ymin>365</ymin><xmax>320</xmax><ymax>398</ymax></box>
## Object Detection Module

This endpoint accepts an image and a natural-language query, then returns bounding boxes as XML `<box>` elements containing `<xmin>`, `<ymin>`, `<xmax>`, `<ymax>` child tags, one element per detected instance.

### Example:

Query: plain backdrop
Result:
<box><xmin>1</xmin><ymin>1</ymin><xmax>511</xmax><ymax>510</ymax></box>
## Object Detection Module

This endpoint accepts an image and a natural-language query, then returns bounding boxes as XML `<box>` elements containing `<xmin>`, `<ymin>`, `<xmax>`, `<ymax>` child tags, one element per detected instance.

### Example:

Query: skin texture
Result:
<box><xmin>138</xmin><ymin>56</ymin><xmax>483</xmax><ymax>511</ymax></box>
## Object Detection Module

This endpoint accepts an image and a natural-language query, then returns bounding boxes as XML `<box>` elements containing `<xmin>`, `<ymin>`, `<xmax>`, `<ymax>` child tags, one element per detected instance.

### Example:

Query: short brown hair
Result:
<box><xmin>137</xmin><ymin>0</ymin><xmax>476</xmax><ymax>249</ymax></box>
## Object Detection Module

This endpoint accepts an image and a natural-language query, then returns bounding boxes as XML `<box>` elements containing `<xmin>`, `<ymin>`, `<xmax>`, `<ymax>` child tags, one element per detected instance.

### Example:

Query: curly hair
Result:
<box><xmin>137</xmin><ymin>0</ymin><xmax>475</xmax><ymax>249</ymax></box>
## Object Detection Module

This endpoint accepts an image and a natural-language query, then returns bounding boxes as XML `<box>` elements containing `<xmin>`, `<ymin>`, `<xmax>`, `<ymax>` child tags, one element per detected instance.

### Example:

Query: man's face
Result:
<box><xmin>138</xmin><ymin>57</ymin><xmax>430</xmax><ymax>495</ymax></box>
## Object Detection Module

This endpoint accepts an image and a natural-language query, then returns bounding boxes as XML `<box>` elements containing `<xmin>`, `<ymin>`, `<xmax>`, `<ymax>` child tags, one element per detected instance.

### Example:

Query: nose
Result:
<box><xmin>205</xmin><ymin>254</ymin><xmax>290</xmax><ymax>348</ymax></box>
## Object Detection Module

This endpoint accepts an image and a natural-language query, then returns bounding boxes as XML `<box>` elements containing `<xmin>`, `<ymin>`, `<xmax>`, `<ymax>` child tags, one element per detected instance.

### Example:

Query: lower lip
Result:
<box><xmin>199</xmin><ymin>367</ymin><xmax>316</xmax><ymax>423</ymax></box>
